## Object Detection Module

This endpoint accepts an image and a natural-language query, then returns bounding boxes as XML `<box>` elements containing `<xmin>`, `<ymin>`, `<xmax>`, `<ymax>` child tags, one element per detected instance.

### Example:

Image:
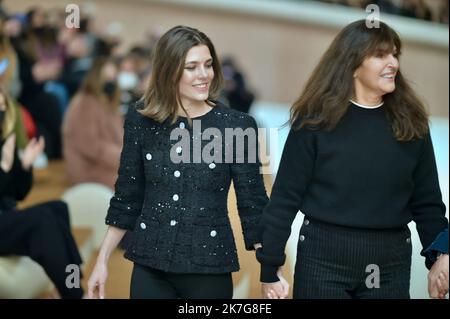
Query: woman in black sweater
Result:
<box><xmin>0</xmin><ymin>86</ymin><xmax>84</xmax><ymax>299</ymax></box>
<box><xmin>87</xmin><ymin>26</ymin><xmax>268</xmax><ymax>299</ymax></box>
<box><xmin>257</xmin><ymin>20</ymin><xmax>448</xmax><ymax>299</ymax></box>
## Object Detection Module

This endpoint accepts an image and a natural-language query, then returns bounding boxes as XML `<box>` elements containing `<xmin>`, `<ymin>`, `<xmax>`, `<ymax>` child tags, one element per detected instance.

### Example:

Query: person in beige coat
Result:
<box><xmin>63</xmin><ymin>57</ymin><xmax>123</xmax><ymax>190</ymax></box>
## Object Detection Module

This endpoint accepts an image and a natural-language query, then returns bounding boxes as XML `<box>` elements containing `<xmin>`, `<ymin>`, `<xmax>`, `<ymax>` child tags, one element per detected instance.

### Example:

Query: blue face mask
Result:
<box><xmin>118</xmin><ymin>71</ymin><xmax>138</xmax><ymax>90</ymax></box>
<box><xmin>0</xmin><ymin>58</ymin><xmax>9</xmax><ymax>76</ymax></box>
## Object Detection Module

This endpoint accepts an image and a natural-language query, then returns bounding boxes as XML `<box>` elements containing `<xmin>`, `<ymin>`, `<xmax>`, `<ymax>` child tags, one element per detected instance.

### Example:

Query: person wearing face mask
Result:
<box><xmin>257</xmin><ymin>20</ymin><xmax>448</xmax><ymax>299</ymax></box>
<box><xmin>0</xmin><ymin>37</ymin><xmax>30</xmax><ymax>150</ymax></box>
<box><xmin>62</xmin><ymin>57</ymin><xmax>124</xmax><ymax>190</ymax></box>
<box><xmin>0</xmin><ymin>85</ymin><xmax>85</xmax><ymax>299</ymax></box>
<box><xmin>117</xmin><ymin>53</ymin><xmax>146</xmax><ymax>114</ymax></box>
<box><xmin>117</xmin><ymin>70</ymin><xmax>139</xmax><ymax>92</ymax></box>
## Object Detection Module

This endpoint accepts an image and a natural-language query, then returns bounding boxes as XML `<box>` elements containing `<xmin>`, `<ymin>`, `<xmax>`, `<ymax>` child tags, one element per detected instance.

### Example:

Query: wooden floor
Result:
<box><xmin>17</xmin><ymin>161</ymin><xmax>70</xmax><ymax>209</ymax></box>
<box><xmin>82</xmin><ymin>248</ymin><xmax>133</xmax><ymax>299</ymax></box>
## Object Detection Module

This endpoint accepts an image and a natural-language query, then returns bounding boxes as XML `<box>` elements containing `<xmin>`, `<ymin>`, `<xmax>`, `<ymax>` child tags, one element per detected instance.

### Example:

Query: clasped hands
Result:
<box><xmin>261</xmin><ymin>268</ymin><xmax>290</xmax><ymax>299</ymax></box>
<box><xmin>428</xmin><ymin>254</ymin><xmax>449</xmax><ymax>299</ymax></box>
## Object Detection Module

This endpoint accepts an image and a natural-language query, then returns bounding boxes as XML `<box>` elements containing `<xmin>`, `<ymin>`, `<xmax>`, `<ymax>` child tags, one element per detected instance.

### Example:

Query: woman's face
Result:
<box><xmin>101</xmin><ymin>62</ymin><xmax>118</xmax><ymax>83</ymax></box>
<box><xmin>178</xmin><ymin>45</ymin><xmax>214</xmax><ymax>108</ymax></box>
<box><xmin>353</xmin><ymin>50</ymin><xmax>399</xmax><ymax>99</ymax></box>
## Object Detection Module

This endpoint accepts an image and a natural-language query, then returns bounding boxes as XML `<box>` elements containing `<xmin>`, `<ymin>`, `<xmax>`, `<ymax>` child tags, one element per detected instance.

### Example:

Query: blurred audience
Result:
<box><xmin>4</xmin><ymin>7</ymin><xmax>63</xmax><ymax>159</ymax></box>
<box><xmin>221</xmin><ymin>57</ymin><xmax>255</xmax><ymax>113</ymax></box>
<box><xmin>0</xmin><ymin>32</ymin><xmax>29</xmax><ymax>150</ymax></box>
<box><xmin>0</xmin><ymin>84</ymin><xmax>85</xmax><ymax>299</ymax></box>
<box><xmin>62</xmin><ymin>57</ymin><xmax>123</xmax><ymax>190</ymax></box>
<box><xmin>317</xmin><ymin>0</ymin><xmax>448</xmax><ymax>24</ymax></box>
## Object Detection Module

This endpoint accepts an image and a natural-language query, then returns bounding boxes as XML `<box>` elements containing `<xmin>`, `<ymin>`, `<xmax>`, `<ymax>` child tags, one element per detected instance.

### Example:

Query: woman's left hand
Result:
<box><xmin>21</xmin><ymin>137</ymin><xmax>45</xmax><ymax>170</ymax></box>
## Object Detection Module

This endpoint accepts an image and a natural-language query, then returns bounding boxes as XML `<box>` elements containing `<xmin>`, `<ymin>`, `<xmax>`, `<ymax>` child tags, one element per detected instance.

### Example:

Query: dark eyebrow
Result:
<box><xmin>185</xmin><ymin>58</ymin><xmax>213</xmax><ymax>65</ymax></box>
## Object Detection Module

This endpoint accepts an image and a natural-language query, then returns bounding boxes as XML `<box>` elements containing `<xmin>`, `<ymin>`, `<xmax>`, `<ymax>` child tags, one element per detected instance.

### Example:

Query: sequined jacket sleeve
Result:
<box><xmin>230</xmin><ymin>116</ymin><xmax>268</xmax><ymax>250</ymax></box>
<box><xmin>105</xmin><ymin>107</ymin><xmax>144</xmax><ymax>230</ymax></box>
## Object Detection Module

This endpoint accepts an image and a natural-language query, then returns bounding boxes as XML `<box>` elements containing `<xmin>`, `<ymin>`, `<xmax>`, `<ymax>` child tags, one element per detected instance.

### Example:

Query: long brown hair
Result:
<box><xmin>0</xmin><ymin>33</ymin><xmax>18</xmax><ymax>91</ymax></box>
<box><xmin>290</xmin><ymin>19</ymin><xmax>429</xmax><ymax>141</ymax></box>
<box><xmin>79</xmin><ymin>56</ymin><xmax>121</xmax><ymax>111</ymax></box>
<box><xmin>140</xmin><ymin>25</ymin><xmax>223</xmax><ymax>124</ymax></box>
<box><xmin>0</xmin><ymin>85</ymin><xmax>16</xmax><ymax>140</ymax></box>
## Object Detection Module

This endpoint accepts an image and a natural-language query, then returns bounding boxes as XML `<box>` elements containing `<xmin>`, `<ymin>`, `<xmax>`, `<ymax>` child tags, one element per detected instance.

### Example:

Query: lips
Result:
<box><xmin>193</xmin><ymin>83</ymin><xmax>209</xmax><ymax>92</ymax></box>
<box><xmin>380</xmin><ymin>72</ymin><xmax>396</xmax><ymax>79</ymax></box>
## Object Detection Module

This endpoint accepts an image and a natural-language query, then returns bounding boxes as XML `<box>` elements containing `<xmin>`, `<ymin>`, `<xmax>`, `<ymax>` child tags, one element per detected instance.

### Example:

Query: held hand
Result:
<box><xmin>21</xmin><ymin>136</ymin><xmax>45</xmax><ymax>170</ymax></box>
<box><xmin>1</xmin><ymin>134</ymin><xmax>16</xmax><ymax>172</ymax></box>
<box><xmin>428</xmin><ymin>254</ymin><xmax>449</xmax><ymax>299</ymax></box>
<box><xmin>87</xmin><ymin>261</ymin><xmax>108</xmax><ymax>299</ymax></box>
<box><xmin>261</xmin><ymin>268</ymin><xmax>289</xmax><ymax>299</ymax></box>
<box><xmin>277</xmin><ymin>268</ymin><xmax>290</xmax><ymax>298</ymax></box>
<box><xmin>436</xmin><ymin>272</ymin><xmax>449</xmax><ymax>299</ymax></box>
<box><xmin>262</xmin><ymin>281</ymin><xmax>287</xmax><ymax>299</ymax></box>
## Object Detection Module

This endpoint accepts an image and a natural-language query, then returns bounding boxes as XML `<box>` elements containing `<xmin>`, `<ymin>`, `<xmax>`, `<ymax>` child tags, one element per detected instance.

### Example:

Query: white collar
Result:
<box><xmin>350</xmin><ymin>99</ymin><xmax>384</xmax><ymax>109</ymax></box>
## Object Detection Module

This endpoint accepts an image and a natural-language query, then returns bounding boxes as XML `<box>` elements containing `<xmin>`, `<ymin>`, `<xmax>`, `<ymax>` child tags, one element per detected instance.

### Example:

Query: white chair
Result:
<box><xmin>62</xmin><ymin>183</ymin><xmax>114</xmax><ymax>249</ymax></box>
<box><xmin>0</xmin><ymin>256</ymin><xmax>51</xmax><ymax>299</ymax></box>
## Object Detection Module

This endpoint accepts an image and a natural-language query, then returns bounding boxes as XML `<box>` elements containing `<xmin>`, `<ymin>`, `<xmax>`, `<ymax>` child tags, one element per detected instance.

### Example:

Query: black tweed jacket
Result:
<box><xmin>105</xmin><ymin>101</ymin><xmax>268</xmax><ymax>274</ymax></box>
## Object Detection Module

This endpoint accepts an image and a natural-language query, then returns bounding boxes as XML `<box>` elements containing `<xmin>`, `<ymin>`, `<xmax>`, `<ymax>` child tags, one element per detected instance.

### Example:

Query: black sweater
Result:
<box><xmin>256</xmin><ymin>102</ymin><xmax>448</xmax><ymax>282</ymax></box>
<box><xmin>0</xmin><ymin>141</ymin><xmax>33</xmax><ymax>212</ymax></box>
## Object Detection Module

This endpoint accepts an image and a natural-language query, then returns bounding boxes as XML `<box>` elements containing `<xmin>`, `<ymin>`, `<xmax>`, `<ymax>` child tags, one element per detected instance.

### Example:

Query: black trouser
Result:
<box><xmin>294</xmin><ymin>217</ymin><xmax>412</xmax><ymax>299</ymax></box>
<box><xmin>130</xmin><ymin>263</ymin><xmax>233</xmax><ymax>299</ymax></box>
<box><xmin>0</xmin><ymin>201</ymin><xmax>84</xmax><ymax>299</ymax></box>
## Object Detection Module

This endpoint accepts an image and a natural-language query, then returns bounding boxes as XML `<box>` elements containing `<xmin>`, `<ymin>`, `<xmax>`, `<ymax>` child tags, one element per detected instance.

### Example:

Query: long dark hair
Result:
<box><xmin>139</xmin><ymin>25</ymin><xmax>223</xmax><ymax>124</ymax></box>
<box><xmin>290</xmin><ymin>19</ymin><xmax>429</xmax><ymax>141</ymax></box>
<box><xmin>79</xmin><ymin>56</ymin><xmax>121</xmax><ymax>112</ymax></box>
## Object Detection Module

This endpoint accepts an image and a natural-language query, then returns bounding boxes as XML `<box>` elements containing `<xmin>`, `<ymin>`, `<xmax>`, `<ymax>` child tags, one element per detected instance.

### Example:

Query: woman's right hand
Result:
<box><xmin>87</xmin><ymin>261</ymin><xmax>108</xmax><ymax>299</ymax></box>
<box><xmin>1</xmin><ymin>134</ymin><xmax>15</xmax><ymax>173</ymax></box>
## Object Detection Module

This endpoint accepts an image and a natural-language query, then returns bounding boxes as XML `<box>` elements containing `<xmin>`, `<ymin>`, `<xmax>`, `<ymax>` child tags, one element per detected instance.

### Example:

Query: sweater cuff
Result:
<box><xmin>260</xmin><ymin>265</ymin><xmax>279</xmax><ymax>283</ymax></box>
<box><xmin>105</xmin><ymin>209</ymin><xmax>137</xmax><ymax>230</ymax></box>
<box><xmin>422</xmin><ymin>229</ymin><xmax>449</xmax><ymax>268</ymax></box>
<box><xmin>243</xmin><ymin>224</ymin><xmax>264</xmax><ymax>250</ymax></box>
<box><xmin>255</xmin><ymin>248</ymin><xmax>286</xmax><ymax>282</ymax></box>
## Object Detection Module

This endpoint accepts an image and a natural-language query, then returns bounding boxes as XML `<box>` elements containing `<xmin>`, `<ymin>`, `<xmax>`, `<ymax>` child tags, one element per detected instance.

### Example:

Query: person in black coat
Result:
<box><xmin>87</xmin><ymin>26</ymin><xmax>270</xmax><ymax>299</ymax></box>
<box><xmin>0</xmin><ymin>86</ymin><xmax>84</xmax><ymax>299</ymax></box>
<box><xmin>257</xmin><ymin>20</ymin><xmax>448</xmax><ymax>299</ymax></box>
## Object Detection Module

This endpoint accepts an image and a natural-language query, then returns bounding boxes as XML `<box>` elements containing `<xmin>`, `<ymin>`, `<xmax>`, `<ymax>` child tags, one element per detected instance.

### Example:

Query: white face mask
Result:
<box><xmin>118</xmin><ymin>71</ymin><xmax>139</xmax><ymax>90</ymax></box>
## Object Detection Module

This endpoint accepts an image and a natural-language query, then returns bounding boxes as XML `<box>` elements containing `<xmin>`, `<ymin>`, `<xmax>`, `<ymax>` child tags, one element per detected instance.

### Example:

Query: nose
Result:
<box><xmin>387</xmin><ymin>54</ymin><xmax>399</xmax><ymax>69</ymax></box>
<box><xmin>197</xmin><ymin>66</ymin><xmax>208</xmax><ymax>78</ymax></box>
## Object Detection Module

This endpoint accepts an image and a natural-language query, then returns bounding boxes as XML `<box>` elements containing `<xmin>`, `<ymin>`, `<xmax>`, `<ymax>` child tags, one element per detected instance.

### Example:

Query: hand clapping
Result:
<box><xmin>21</xmin><ymin>136</ymin><xmax>45</xmax><ymax>170</ymax></box>
<box><xmin>1</xmin><ymin>134</ymin><xmax>16</xmax><ymax>172</ymax></box>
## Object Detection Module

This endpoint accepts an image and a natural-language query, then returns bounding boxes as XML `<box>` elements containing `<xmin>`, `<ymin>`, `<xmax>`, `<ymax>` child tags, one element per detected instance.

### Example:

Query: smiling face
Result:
<box><xmin>178</xmin><ymin>45</ymin><xmax>214</xmax><ymax>109</ymax></box>
<box><xmin>353</xmin><ymin>48</ymin><xmax>399</xmax><ymax>103</ymax></box>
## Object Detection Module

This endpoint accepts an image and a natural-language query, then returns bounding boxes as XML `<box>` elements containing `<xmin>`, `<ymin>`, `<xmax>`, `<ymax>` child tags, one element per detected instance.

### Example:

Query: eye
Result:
<box><xmin>205</xmin><ymin>63</ymin><xmax>213</xmax><ymax>68</ymax></box>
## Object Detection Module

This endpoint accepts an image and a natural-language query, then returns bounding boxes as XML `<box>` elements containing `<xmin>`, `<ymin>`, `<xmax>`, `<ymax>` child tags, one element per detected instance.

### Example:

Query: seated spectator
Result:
<box><xmin>221</xmin><ymin>57</ymin><xmax>255</xmax><ymax>113</ymax></box>
<box><xmin>0</xmin><ymin>85</ymin><xmax>84</xmax><ymax>299</ymax></box>
<box><xmin>439</xmin><ymin>0</ymin><xmax>449</xmax><ymax>24</ymax></box>
<box><xmin>63</xmin><ymin>57</ymin><xmax>124</xmax><ymax>190</ymax></box>
<box><xmin>0</xmin><ymin>33</ymin><xmax>28</xmax><ymax>149</ymax></box>
<box><xmin>6</xmin><ymin>14</ymin><xmax>64</xmax><ymax>159</ymax></box>
<box><xmin>402</xmin><ymin>0</ymin><xmax>432</xmax><ymax>21</ymax></box>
